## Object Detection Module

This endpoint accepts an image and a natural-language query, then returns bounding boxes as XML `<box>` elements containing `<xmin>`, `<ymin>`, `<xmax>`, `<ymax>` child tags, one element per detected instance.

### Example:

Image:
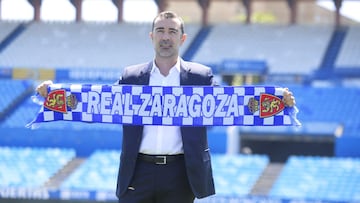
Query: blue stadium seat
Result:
<box><xmin>60</xmin><ymin>152</ymin><xmax>269</xmax><ymax>196</ymax></box>
<box><xmin>0</xmin><ymin>147</ymin><xmax>75</xmax><ymax>187</ymax></box>
<box><xmin>0</xmin><ymin>79</ymin><xmax>32</xmax><ymax>114</ymax></box>
<box><xmin>211</xmin><ymin>154</ymin><xmax>269</xmax><ymax>196</ymax></box>
<box><xmin>61</xmin><ymin>150</ymin><xmax>120</xmax><ymax>191</ymax></box>
<box><xmin>207</xmin><ymin>126</ymin><xmax>228</xmax><ymax>154</ymax></box>
<box><xmin>269</xmin><ymin>156</ymin><xmax>360</xmax><ymax>202</ymax></box>
<box><xmin>0</xmin><ymin>22</ymin><xmax>200</xmax><ymax>69</ymax></box>
<box><xmin>288</xmin><ymin>85</ymin><xmax>360</xmax><ymax>137</ymax></box>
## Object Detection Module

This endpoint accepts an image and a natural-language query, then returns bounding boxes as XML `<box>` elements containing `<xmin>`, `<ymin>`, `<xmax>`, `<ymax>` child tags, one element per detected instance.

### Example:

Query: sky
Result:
<box><xmin>317</xmin><ymin>0</ymin><xmax>360</xmax><ymax>22</ymax></box>
<box><xmin>0</xmin><ymin>0</ymin><xmax>359</xmax><ymax>23</ymax></box>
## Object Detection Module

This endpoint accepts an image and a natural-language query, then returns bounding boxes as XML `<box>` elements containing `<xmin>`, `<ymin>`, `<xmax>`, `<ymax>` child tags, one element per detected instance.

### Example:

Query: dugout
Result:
<box><xmin>238</xmin><ymin>122</ymin><xmax>341</xmax><ymax>162</ymax></box>
<box><xmin>217</xmin><ymin>59</ymin><xmax>268</xmax><ymax>86</ymax></box>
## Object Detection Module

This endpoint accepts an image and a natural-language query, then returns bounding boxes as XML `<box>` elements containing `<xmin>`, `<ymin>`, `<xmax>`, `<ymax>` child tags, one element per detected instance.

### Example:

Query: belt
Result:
<box><xmin>138</xmin><ymin>153</ymin><xmax>184</xmax><ymax>165</ymax></box>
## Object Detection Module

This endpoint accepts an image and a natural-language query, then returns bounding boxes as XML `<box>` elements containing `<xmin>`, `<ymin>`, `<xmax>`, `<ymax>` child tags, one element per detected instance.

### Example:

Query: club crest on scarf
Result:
<box><xmin>44</xmin><ymin>89</ymin><xmax>78</xmax><ymax>113</ymax></box>
<box><xmin>247</xmin><ymin>93</ymin><xmax>285</xmax><ymax>118</ymax></box>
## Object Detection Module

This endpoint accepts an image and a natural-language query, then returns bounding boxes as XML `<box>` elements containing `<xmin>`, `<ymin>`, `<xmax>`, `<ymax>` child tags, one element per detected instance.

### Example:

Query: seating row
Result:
<box><xmin>0</xmin><ymin>146</ymin><xmax>75</xmax><ymax>187</ymax></box>
<box><xmin>1</xmin><ymin>146</ymin><xmax>360</xmax><ymax>202</ymax></box>
<box><xmin>1</xmin><ymin>22</ymin><xmax>359</xmax><ymax>74</ymax></box>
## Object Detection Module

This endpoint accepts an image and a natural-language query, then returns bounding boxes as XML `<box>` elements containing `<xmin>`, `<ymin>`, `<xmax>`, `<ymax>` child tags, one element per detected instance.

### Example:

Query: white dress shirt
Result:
<box><xmin>139</xmin><ymin>59</ymin><xmax>183</xmax><ymax>155</ymax></box>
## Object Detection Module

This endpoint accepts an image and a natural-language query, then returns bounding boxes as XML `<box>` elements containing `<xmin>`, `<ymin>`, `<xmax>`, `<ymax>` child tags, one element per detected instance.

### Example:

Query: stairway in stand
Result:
<box><xmin>250</xmin><ymin>163</ymin><xmax>284</xmax><ymax>195</ymax></box>
<box><xmin>43</xmin><ymin>157</ymin><xmax>85</xmax><ymax>189</ymax></box>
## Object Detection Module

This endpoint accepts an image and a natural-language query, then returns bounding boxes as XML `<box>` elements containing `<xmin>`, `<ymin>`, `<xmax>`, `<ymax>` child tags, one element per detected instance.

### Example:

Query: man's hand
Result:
<box><xmin>36</xmin><ymin>80</ymin><xmax>53</xmax><ymax>98</ymax></box>
<box><xmin>283</xmin><ymin>88</ymin><xmax>296</xmax><ymax>107</ymax></box>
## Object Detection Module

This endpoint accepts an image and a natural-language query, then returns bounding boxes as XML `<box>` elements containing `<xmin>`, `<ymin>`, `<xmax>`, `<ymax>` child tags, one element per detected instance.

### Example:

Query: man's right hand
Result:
<box><xmin>36</xmin><ymin>80</ymin><xmax>53</xmax><ymax>98</ymax></box>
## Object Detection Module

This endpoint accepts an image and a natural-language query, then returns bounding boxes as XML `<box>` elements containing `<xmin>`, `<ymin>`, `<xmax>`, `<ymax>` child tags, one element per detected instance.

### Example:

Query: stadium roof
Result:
<box><xmin>0</xmin><ymin>0</ymin><xmax>359</xmax><ymax>26</ymax></box>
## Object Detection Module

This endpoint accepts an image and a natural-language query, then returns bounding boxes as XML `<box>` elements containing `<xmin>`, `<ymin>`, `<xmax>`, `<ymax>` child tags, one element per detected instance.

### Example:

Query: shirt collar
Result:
<box><xmin>151</xmin><ymin>58</ymin><xmax>181</xmax><ymax>75</ymax></box>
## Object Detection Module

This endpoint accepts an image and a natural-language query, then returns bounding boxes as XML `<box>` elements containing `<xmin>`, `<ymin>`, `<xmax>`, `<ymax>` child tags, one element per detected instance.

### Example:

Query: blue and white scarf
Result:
<box><xmin>27</xmin><ymin>84</ymin><xmax>300</xmax><ymax>128</ymax></box>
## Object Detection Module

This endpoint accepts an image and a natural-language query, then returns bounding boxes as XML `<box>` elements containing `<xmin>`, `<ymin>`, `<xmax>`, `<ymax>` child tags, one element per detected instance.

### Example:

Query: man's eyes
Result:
<box><xmin>156</xmin><ymin>29</ymin><xmax>178</xmax><ymax>34</ymax></box>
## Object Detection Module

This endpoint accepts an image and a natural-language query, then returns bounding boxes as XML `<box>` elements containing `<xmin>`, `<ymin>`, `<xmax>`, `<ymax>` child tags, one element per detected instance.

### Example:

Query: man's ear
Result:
<box><xmin>180</xmin><ymin>33</ymin><xmax>187</xmax><ymax>45</ymax></box>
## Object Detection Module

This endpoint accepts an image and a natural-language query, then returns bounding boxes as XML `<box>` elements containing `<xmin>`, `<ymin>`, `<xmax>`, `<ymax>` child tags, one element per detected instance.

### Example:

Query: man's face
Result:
<box><xmin>150</xmin><ymin>18</ymin><xmax>186</xmax><ymax>58</ymax></box>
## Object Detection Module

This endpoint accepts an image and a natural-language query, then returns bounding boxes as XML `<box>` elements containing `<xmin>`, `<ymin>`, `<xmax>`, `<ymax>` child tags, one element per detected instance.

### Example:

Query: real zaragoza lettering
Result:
<box><xmin>85</xmin><ymin>92</ymin><xmax>242</xmax><ymax>118</ymax></box>
<box><xmin>27</xmin><ymin>84</ymin><xmax>301</xmax><ymax>128</ymax></box>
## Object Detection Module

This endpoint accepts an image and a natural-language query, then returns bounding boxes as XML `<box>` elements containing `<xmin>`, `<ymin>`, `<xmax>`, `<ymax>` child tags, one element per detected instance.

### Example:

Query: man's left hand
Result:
<box><xmin>283</xmin><ymin>88</ymin><xmax>296</xmax><ymax>107</ymax></box>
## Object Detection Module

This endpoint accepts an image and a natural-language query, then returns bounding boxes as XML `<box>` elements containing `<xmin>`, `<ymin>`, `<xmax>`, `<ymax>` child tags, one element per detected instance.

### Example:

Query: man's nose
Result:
<box><xmin>161</xmin><ymin>32</ymin><xmax>171</xmax><ymax>40</ymax></box>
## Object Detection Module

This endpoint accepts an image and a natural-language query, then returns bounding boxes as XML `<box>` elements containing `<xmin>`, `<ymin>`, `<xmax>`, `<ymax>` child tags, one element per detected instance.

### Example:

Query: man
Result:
<box><xmin>36</xmin><ymin>11</ymin><xmax>295</xmax><ymax>203</ymax></box>
<box><xmin>115</xmin><ymin>11</ymin><xmax>216</xmax><ymax>203</ymax></box>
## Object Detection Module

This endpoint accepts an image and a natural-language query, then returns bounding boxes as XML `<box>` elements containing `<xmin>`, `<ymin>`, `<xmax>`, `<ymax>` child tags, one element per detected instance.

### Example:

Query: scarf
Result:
<box><xmin>27</xmin><ymin>84</ymin><xmax>300</xmax><ymax>128</ymax></box>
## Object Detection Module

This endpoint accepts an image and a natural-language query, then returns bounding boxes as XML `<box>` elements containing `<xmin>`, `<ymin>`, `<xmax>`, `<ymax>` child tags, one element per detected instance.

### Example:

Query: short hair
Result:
<box><xmin>151</xmin><ymin>11</ymin><xmax>185</xmax><ymax>35</ymax></box>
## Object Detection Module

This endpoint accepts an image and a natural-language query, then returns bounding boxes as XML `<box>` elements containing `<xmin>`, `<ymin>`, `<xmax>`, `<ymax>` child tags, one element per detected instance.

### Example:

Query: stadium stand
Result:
<box><xmin>0</xmin><ymin>16</ymin><xmax>359</xmax><ymax>203</ymax></box>
<box><xmin>0</xmin><ymin>21</ymin><xmax>22</xmax><ymax>46</ymax></box>
<box><xmin>207</xmin><ymin>126</ymin><xmax>228</xmax><ymax>154</ymax></box>
<box><xmin>318</xmin><ymin>26</ymin><xmax>348</xmax><ymax>69</ymax></box>
<box><xmin>288</xmin><ymin>85</ymin><xmax>360</xmax><ymax>137</ymax></box>
<box><xmin>60</xmin><ymin>150</ymin><xmax>120</xmax><ymax>191</ymax></box>
<box><xmin>0</xmin><ymin>22</ymin><xmax>201</xmax><ymax>69</ymax></box>
<box><xmin>239</xmin><ymin>84</ymin><xmax>360</xmax><ymax>159</ymax></box>
<box><xmin>336</xmin><ymin>26</ymin><xmax>360</xmax><ymax>67</ymax></box>
<box><xmin>0</xmin><ymin>22</ymin><xmax>18</xmax><ymax>39</ymax></box>
<box><xmin>58</xmin><ymin>152</ymin><xmax>268</xmax><ymax>199</ymax></box>
<box><xmin>270</xmin><ymin>156</ymin><xmax>360</xmax><ymax>202</ymax></box>
<box><xmin>0</xmin><ymin>79</ymin><xmax>33</xmax><ymax>121</ymax></box>
<box><xmin>211</xmin><ymin>154</ymin><xmax>269</xmax><ymax>196</ymax></box>
<box><xmin>0</xmin><ymin>79</ymin><xmax>124</xmax><ymax>158</ymax></box>
<box><xmin>192</xmin><ymin>24</ymin><xmax>333</xmax><ymax>75</ymax></box>
<box><xmin>0</xmin><ymin>91</ymin><xmax>39</xmax><ymax>128</ymax></box>
<box><xmin>0</xmin><ymin>146</ymin><xmax>75</xmax><ymax>188</ymax></box>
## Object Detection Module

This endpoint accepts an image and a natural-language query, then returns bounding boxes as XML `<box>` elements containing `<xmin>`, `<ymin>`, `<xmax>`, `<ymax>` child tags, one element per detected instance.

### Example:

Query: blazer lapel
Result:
<box><xmin>180</xmin><ymin>59</ymin><xmax>190</xmax><ymax>85</ymax></box>
<box><xmin>138</xmin><ymin>62</ymin><xmax>153</xmax><ymax>85</ymax></box>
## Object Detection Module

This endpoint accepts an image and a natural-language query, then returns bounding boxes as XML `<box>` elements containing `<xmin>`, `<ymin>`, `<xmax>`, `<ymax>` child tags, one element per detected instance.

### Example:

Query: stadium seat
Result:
<box><xmin>269</xmin><ymin>156</ymin><xmax>360</xmax><ymax>202</ymax></box>
<box><xmin>60</xmin><ymin>151</ymin><xmax>269</xmax><ymax>197</ymax></box>
<box><xmin>193</xmin><ymin>24</ymin><xmax>333</xmax><ymax>75</ymax></box>
<box><xmin>289</xmin><ymin>85</ymin><xmax>360</xmax><ymax>137</ymax></box>
<box><xmin>0</xmin><ymin>146</ymin><xmax>75</xmax><ymax>187</ymax></box>
<box><xmin>60</xmin><ymin>150</ymin><xmax>120</xmax><ymax>191</ymax></box>
<box><xmin>211</xmin><ymin>154</ymin><xmax>269</xmax><ymax>196</ymax></box>
<box><xmin>336</xmin><ymin>26</ymin><xmax>360</xmax><ymax>67</ymax></box>
<box><xmin>0</xmin><ymin>79</ymin><xmax>32</xmax><ymax>116</ymax></box>
<box><xmin>0</xmin><ymin>21</ymin><xmax>21</xmax><ymax>43</ymax></box>
<box><xmin>0</xmin><ymin>22</ymin><xmax>200</xmax><ymax>69</ymax></box>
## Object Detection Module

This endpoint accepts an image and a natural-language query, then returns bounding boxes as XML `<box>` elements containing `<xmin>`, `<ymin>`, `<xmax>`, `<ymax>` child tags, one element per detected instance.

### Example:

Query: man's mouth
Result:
<box><xmin>160</xmin><ymin>45</ymin><xmax>171</xmax><ymax>48</ymax></box>
<box><xmin>160</xmin><ymin>41</ymin><xmax>172</xmax><ymax>48</ymax></box>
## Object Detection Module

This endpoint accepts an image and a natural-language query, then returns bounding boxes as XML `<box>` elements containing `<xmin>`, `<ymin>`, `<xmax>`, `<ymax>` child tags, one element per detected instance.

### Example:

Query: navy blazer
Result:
<box><xmin>115</xmin><ymin>59</ymin><xmax>216</xmax><ymax>199</ymax></box>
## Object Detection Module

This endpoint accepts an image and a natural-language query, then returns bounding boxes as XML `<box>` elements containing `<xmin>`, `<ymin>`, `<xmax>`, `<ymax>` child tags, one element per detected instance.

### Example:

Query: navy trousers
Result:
<box><xmin>118</xmin><ymin>156</ymin><xmax>195</xmax><ymax>203</ymax></box>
